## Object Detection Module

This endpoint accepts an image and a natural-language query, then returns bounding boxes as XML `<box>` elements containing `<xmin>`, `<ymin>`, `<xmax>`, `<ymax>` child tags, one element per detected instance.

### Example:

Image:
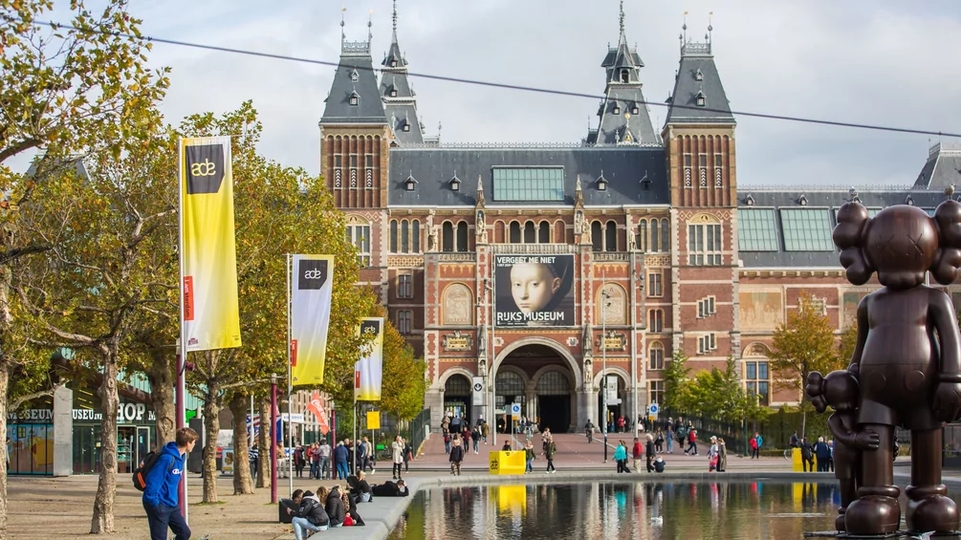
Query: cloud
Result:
<box><xmin>12</xmin><ymin>1</ymin><xmax>961</xmax><ymax>189</ymax></box>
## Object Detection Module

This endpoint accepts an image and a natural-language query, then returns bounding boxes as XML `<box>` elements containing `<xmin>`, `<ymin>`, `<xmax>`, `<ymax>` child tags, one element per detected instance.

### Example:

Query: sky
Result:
<box><xmin>12</xmin><ymin>0</ymin><xmax>961</xmax><ymax>187</ymax></box>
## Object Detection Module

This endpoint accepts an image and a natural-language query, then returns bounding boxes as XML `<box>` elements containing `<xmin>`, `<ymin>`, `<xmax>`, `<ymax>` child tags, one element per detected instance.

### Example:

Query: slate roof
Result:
<box><xmin>595</xmin><ymin>87</ymin><xmax>659</xmax><ymax>145</ymax></box>
<box><xmin>913</xmin><ymin>143</ymin><xmax>961</xmax><ymax>190</ymax></box>
<box><xmin>387</xmin><ymin>146</ymin><xmax>669</xmax><ymax>207</ymax></box>
<box><xmin>735</xmin><ymin>186</ymin><xmax>948</xmax><ymax>268</ymax></box>
<box><xmin>320</xmin><ymin>43</ymin><xmax>386</xmax><ymax>125</ymax></box>
<box><xmin>665</xmin><ymin>41</ymin><xmax>735</xmax><ymax>125</ymax></box>
<box><xmin>380</xmin><ymin>3</ymin><xmax>423</xmax><ymax>145</ymax></box>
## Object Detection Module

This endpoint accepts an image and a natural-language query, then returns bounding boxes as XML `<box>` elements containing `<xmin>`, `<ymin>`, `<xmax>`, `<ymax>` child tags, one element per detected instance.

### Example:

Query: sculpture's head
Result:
<box><xmin>808</xmin><ymin>370</ymin><xmax>859</xmax><ymax>413</ymax></box>
<box><xmin>834</xmin><ymin>200</ymin><xmax>961</xmax><ymax>289</ymax></box>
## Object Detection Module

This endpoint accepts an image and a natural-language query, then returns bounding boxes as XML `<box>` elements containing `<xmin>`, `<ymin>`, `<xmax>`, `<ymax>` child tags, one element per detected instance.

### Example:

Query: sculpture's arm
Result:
<box><xmin>848</xmin><ymin>297</ymin><xmax>869</xmax><ymax>377</ymax></box>
<box><xmin>931</xmin><ymin>289</ymin><xmax>961</xmax><ymax>379</ymax></box>
<box><xmin>830</xmin><ymin>414</ymin><xmax>880</xmax><ymax>450</ymax></box>
<box><xmin>827</xmin><ymin>413</ymin><xmax>856</xmax><ymax>446</ymax></box>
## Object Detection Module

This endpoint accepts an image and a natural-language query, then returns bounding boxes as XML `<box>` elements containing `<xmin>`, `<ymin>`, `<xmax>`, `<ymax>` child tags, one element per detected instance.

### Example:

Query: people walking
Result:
<box><xmin>614</xmin><ymin>441</ymin><xmax>628</xmax><ymax>473</ymax></box>
<box><xmin>717</xmin><ymin>438</ymin><xmax>728</xmax><ymax>472</ymax></box>
<box><xmin>449</xmin><ymin>437</ymin><xmax>464</xmax><ymax>476</ymax></box>
<box><xmin>524</xmin><ymin>440</ymin><xmax>535</xmax><ymax>473</ymax></box>
<box><xmin>142</xmin><ymin>427</ymin><xmax>199</xmax><ymax>540</ymax></box>
<box><xmin>632</xmin><ymin>437</ymin><xmax>643</xmax><ymax>473</ymax></box>
<box><xmin>752</xmin><ymin>432</ymin><xmax>764</xmax><ymax>459</ymax></box>
<box><xmin>544</xmin><ymin>436</ymin><xmax>557</xmax><ymax>473</ymax></box>
<box><xmin>646</xmin><ymin>434</ymin><xmax>656</xmax><ymax>473</ymax></box>
<box><xmin>707</xmin><ymin>436</ymin><xmax>719</xmax><ymax>472</ymax></box>
<box><xmin>585</xmin><ymin>420</ymin><xmax>594</xmax><ymax>443</ymax></box>
<box><xmin>318</xmin><ymin>439</ymin><xmax>331</xmax><ymax>480</ymax></box>
<box><xmin>684</xmin><ymin>428</ymin><xmax>698</xmax><ymax>455</ymax></box>
<box><xmin>665</xmin><ymin>426</ymin><xmax>674</xmax><ymax>454</ymax></box>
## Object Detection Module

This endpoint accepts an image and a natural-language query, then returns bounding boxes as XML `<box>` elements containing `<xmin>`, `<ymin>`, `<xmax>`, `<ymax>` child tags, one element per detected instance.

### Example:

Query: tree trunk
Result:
<box><xmin>229</xmin><ymin>393</ymin><xmax>253</xmax><ymax>495</ymax></box>
<box><xmin>0</xmin><ymin>360</ymin><xmax>9</xmax><ymax>540</ymax></box>
<box><xmin>201</xmin><ymin>378</ymin><xmax>221</xmax><ymax>503</ymax></box>
<box><xmin>90</xmin><ymin>355</ymin><xmax>120</xmax><ymax>534</ymax></box>
<box><xmin>256</xmin><ymin>398</ymin><xmax>270</xmax><ymax>489</ymax></box>
<box><xmin>144</xmin><ymin>348</ymin><xmax>176</xmax><ymax>447</ymax></box>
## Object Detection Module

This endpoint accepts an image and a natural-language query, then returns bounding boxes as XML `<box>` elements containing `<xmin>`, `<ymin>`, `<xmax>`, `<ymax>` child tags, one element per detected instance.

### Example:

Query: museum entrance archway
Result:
<box><xmin>444</xmin><ymin>374</ymin><xmax>471</xmax><ymax>428</ymax></box>
<box><xmin>597</xmin><ymin>372</ymin><xmax>628</xmax><ymax>433</ymax></box>
<box><xmin>495</xmin><ymin>343</ymin><xmax>576</xmax><ymax>433</ymax></box>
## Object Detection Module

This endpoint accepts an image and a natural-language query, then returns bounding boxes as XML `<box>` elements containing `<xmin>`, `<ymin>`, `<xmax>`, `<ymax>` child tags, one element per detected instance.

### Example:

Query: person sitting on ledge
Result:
<box><xmin>347</xmin><ymin>471</ymin><xmax>373</xmax><ymax>503</ymax></box>
<box><xmin>653</xmin><ymin>455</ymin><xmax>666</xmax><ymax>473</ymax></box>
<box><xmin>502</xmin><ymin>440</ymin><xmax>512</xmax><ymax>452</ymax></box>
<box><xmin>371</xmin><ymin>479</ymin><xmax>409</xmax><ymax>497</ymax></box>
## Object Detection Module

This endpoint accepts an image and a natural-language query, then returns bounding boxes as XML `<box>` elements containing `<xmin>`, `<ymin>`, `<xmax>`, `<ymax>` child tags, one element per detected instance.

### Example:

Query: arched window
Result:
<box><xmin>456</xmin><ymin>222</ymin><xmax>469</xmax><ymax>252</ymax></box>
<box><xmin>591</xmin><ymin>221</ymin><xmax>603</xmax><ymax>251</ymax></box>
<box><xmin>537</xmin><ymin>371</ymin><xmax>571</xmax><ymax>395</ymax></box>
<box><xmin>649</xmin><ymin>342</ymin><xmax>665</xmax><ymax>370</ymax></box>
<box><xmin>442</xmin><ymin>222</ymin><xmax>454</xmax><ymax>252</ymax></box>
<box><xmin>651</xmin><ymin>219</ymin><xmax>660</xmax><ymax>252</ymax></box>
<box><xmin>538</xmin><ymin>222</ymin><xmax>550</xmax><ymax>243</ymax></box>
<box><xmin>524</xmin><ymin>222</ymin><xmax>536</xmax><ymax>243</ymax></box>
<box><xmin>495</xmin><ymin>371</ymin><xmax>525</xmax><ymax>397</ymax></box>
<box><xmin>638</xmin><ymin>220</ymin><xmax>648</xmax><ymax>252</ymax></box>
<box><xmin>509</xmin><ymin>221</ymin><xmax>521</xmax><ymax>244</ymax></box>
<box><xmin>605</xmin><ymin>221</ymin><xmax>617</xmax><ymax>251</ymax></box>
<box><xmin>495</xmin><ymin>221</ymin><xmax>506</xmax><ymax>243</ymax></box>
<box><xmin>660</xmin><ymin>218</ymin><xmax>669</xmax><ymax>252</ymax></box>
<box><xmin>401</xmin><ymin>220</ymin><xmax>410</xmax><ymax>253</ymax></box>
<box><xmin>412</xmin><ymin>220</ymin><xmax>420</xmax><ymax>252</ymax></box>
<box><xmin>389</xmin><ymin>220</ymin><xmax>398</xmax><ymax>253</ymax></box>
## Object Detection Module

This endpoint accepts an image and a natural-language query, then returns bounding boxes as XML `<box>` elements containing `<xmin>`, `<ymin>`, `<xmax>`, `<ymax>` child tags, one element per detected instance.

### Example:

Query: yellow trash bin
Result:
<box><xmin>489</xmin><ymin>450</ymin><xmax>526</xmax><ymax>475</ymax></box>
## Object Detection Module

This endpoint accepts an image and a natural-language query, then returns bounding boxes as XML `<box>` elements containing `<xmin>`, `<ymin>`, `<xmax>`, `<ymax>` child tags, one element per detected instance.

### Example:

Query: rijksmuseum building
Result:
<box><xmin>320</xmin><ymin>4</ymin><xmax>961</xmax><ymax>432</ymax></box>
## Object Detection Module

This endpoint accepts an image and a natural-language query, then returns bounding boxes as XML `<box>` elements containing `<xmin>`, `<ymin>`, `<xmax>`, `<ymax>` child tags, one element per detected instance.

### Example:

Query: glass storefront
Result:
<box><xmin>8</xmin><ymin>422</ymin><xmax>54</xmax><ymax>475</ymax></box>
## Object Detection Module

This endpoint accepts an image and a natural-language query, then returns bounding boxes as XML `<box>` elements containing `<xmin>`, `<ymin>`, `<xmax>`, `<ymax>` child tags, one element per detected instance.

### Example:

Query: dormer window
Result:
<box><xmin>906</xmin><ymin>195</ymin><xmax>915</xmax><ymax>206</ymax></box>
<box><xmin>620</xmin><ymin>70</ymin><xmax>630</xmax><ymax>83</ymax></box>
<box><xmin>350</xmin><ymin>69</ymin><xmax>359</xmax><ymax>82</ymax></box>
<box><xmin>695</xmin><ymin>91</ymin><xmax>706</xmax><ymax>107</ymax></box>
<box><xmin>390</xmin><ymin>60</ymin><xmax>397</xmax><ymax>67</ymax></box>
<box><xmin>849</xmin><ymin>187</ymin><xmax>860</xmax><ymax>203</ymax></box>
<box><xmin>695</xmin><ymin>68</ymin><xmax>704</xmax><ymax>81</ymax></box>
<box><xmin>631</xmin><ymin>106</ymin><xmax>639</xmax><ymax>115</ymax></box>
<box><xmin>798</xmin><ymin>194</ymin><xmax>808</xmax><ymax>206</ymax></box>
<box><xmin>640</xmin><ymin>178</ymin><xmax>652</xmax><ymax>191</ymax></box>
<box><xmin>449</xmin><ymin>174</ymin><xmax>461</xmax><ymax>192</ymax></box>
<box><xmin>596</xmin><ymin>172</ymin><xmax>608</xmax><ymax>191</ymax></box>
<box><xmin>348</xmin><ymin>91</ymin><xmax>360</xmax><ymax>106</ymax></box>
<box><xmin>405</xmin><ymin>173</ymin><xmax>417</xmax><ymax>191</ymax></box>
<box><xmin>745</xmin><ymin>194</ymin><xmax>755</xmax><ymax>206</ymax></box>
<box><xmin>402</xmin><ymin>122</ymin><xmax>411</xmax><ymax>132</ymax></box>
<box><xmin>390</xmin><ymin>88</ymin><xmax>397</xmax><ymax>97</ymax></box>
<box><xmin>612</xmin><ymin>103</ymin><xmax>620</xmax><ymax>115</ymax></box>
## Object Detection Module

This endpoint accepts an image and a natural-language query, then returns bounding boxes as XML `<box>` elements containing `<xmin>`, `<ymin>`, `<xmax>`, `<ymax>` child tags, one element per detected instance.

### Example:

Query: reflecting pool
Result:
<box><xmin>387</xmin><ymin>482</ymin><xmax>961</xmax><ymax>539</ymax></box>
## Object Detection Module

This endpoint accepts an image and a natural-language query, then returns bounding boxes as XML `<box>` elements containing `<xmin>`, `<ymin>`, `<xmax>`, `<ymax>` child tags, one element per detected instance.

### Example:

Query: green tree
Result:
<box><xmin>663</xmin><ymin>350</ymin><xmax>692</xmax><ymax>413</ymax></box>
<box><xmin>175</xmin><ymin>102</ymin><xmax>376</xmax><ymax>501</ymax></box>
<box><xmin>769</xmin><ymin>291</ymin><xmax>842</xmax><ymax>437</ymax></box>
<box><xmin>685</xmin><ymin>357</ymin><xmax>768</xmax><ymax>425</ymax></box>
<box><xmin>0</xmin><ymin>2</ymin><xmax>168</xmax><ymax>535</ymax></box>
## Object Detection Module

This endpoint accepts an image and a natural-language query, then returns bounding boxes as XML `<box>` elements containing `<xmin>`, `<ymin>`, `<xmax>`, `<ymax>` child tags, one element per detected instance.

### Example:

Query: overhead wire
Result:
<box><xmin>7</xmin><ymin>15</ymin><xmax>961</xmax><ymax>139</ymax></box>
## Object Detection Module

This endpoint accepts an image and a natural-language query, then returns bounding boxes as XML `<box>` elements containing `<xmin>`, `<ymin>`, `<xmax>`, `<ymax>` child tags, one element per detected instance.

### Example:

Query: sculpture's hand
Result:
<box><xmin>852</xmin><ymin>429</ymin><xmax>880</xmax><ymax>450</ymax></box>
<box><xmin>932</xmin><ymin>381</ymin><xmax>961</xmax><ymax>423</ymax></box>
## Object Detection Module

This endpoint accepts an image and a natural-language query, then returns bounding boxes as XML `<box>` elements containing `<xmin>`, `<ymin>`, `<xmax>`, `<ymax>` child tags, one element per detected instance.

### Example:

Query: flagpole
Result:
<box><xmin>286</xmin><ymin>253</ymin><xmax>293</xmax><ymax>497</ymax></box>
<box><xmin>175</xmin><ymin>138</ymin><xmax>189</xmax><ymax>524</ymax></box>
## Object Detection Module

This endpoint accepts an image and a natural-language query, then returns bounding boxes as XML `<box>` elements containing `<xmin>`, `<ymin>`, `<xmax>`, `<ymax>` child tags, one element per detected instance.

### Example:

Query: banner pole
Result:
<box><xmin>286</xmin><ymin>253</ymin><xmax>293</xmax><ymax>497</ymax></box>
<box><xmin>176</xmin><ymin>138</ymin><xmax>189</xmax><ymax>524</ymax></box>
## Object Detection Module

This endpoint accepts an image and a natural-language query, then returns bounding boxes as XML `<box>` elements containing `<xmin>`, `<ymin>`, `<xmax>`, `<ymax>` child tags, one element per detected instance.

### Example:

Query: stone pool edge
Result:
<box><xmin>282</xmin><ymin>471</ymin><xmax>945</xmax><ymax>540</ymax></box>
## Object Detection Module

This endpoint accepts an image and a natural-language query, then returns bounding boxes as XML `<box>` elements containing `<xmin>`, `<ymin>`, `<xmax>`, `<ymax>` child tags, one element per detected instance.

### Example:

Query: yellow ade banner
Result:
<box><xmin>290</xmin><ymin>255</ymin><xmax>335</xmax><ymax>386</ymax></box>
<box><xmin>179</xmin><ymin>136</ymin><xmax>242</xmax><ymax>351</ymax></box>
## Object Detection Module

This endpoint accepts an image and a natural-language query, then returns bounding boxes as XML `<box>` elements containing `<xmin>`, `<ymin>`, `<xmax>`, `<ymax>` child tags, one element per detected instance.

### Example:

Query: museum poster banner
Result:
<box><xmin>290</xmin><ymin>255</ymin><xmax>335</xmax><ymax>386</ymax></box>
<box><xmin>494</xmin><ymin>254</ymin><xmax>575</xmax><ymax>327</ymax></box>
<box><xmin>179</xmin><ymin>136</ymin><xmax>242</xmax><ymax>352</ymax></box>
<box><xmin>354</xmin><ymin>318</ymin><xmax>384</xmax><ymax>402</ymax></box>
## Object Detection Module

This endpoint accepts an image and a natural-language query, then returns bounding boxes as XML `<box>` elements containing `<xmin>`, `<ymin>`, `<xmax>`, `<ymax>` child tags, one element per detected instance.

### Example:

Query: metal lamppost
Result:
<box><xmin>602</xmin><ymin>287</ymin><xmax>610</xmax><ymax>463</ymax></box>
<box><xmin>485</xmin><ymin>277</ymin><xmax>497</xmax><ymax>448</ymax></box>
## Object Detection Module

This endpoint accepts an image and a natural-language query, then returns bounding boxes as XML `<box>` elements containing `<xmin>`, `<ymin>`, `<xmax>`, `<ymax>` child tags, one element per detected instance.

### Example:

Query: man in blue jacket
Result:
<box><xmin>143</xmin><ymin>427</ymin><xmax>199</xmax><ymax>540</ymax></box>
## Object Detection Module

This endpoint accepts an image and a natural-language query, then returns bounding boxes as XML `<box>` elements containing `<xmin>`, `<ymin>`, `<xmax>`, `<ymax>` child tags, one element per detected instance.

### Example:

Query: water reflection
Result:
<box><xmin>390</xmin><ymin>482</ymin><xmax>875</xmax><ymax>539</ymax></box>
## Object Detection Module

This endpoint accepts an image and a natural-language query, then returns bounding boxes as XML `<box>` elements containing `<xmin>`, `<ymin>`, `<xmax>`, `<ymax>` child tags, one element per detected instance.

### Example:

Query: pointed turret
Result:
<box><xmin>590</xmin><ymin>1</ymin><xmax>659</xmax><ymax>146</ymax></box>
<box><xmin>320</xmin><ymin>13</ymin><xmax>386</xmax><ymax>125</ymax></box>
<box><xmin>381</xmin><ymin>0</ymin><xmax>424</xmax><ymax>145</ymax></box>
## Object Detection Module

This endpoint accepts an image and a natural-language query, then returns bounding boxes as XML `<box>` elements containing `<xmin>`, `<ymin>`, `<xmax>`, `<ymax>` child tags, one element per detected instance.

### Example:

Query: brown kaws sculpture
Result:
<box><xmin>808</xmin><ymin>200</ymin><xmax>961</xmax><ymax>536</ymax></box>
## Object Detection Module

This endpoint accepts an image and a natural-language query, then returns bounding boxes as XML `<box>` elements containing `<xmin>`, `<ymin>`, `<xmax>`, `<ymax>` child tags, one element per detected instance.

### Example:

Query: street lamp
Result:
<box><xmin>484</xmin><ymin>277</ymin><xmax>497</xmax><ymax>447</ymax></box>
<box><xmin>601</xmin><ymin>285</ymin><xmax>611</xmax><ymax>464</ymax></box>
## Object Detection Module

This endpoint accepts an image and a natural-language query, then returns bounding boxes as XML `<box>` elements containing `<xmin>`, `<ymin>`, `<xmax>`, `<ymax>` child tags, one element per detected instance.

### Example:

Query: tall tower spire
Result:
<box><xmin>618</xmin><ymin>0</ymin><xmax>626</xmax><ymax>43</ymax></box>
<box><xmin>380</xmin><ymin>0</ymin><xmax>424</xmax><ymax>145</ymax></box>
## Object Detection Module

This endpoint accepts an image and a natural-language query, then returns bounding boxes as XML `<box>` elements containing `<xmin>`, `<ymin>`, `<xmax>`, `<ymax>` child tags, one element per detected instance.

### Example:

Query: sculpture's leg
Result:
<box><xmin>837</xmin><ymin>477</ymin><xmax>857</xmax><ymax>531</ymax></box>
<box><xmin>905</xmin><ymin>427</ymin><xmax>959</xmax><ymax>534</ymax></box>
<box><xmin>844</xmin><ymin>423</ymin><xmax>901</xmax><ymax>535</ymax></box>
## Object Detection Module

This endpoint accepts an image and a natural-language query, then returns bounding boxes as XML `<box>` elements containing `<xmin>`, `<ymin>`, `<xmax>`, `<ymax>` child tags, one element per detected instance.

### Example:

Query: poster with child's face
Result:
<box><xmin>494</xmin><ymin>254</ymin><xmax>575</xmax><ymax>327</ymax></box>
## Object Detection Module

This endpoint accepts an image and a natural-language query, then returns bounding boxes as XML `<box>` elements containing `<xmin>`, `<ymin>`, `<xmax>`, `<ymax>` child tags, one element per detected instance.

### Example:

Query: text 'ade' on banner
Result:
<box><xmin>179</xmin><ymin>136</ymin><xmax>241</xmax><ymax>352</ymax></box>
<box><xmin>354</xmin><ymin>318</ymin><xmax>384</xmax><ymax>402</ymax></box>
<box><xmin>290</xmin><ymin>255</ymin><xmax>335</xmax><ymax>386</ymax></box>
